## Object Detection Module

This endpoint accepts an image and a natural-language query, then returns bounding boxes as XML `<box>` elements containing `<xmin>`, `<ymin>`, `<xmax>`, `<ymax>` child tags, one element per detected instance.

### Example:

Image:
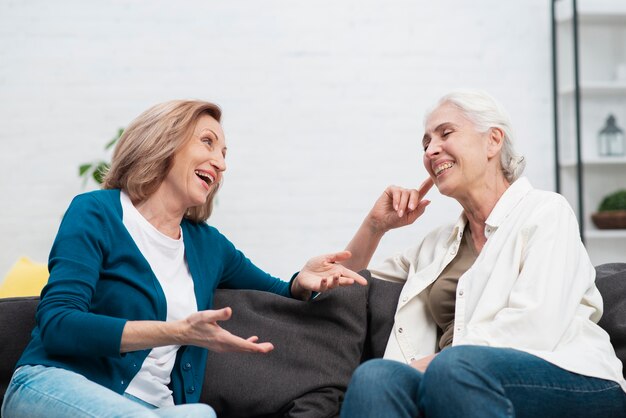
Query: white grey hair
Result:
<box><xmin>425</xmin><ymin>89</ymin><xmax>526</xmax><ymax>183</ymax></box>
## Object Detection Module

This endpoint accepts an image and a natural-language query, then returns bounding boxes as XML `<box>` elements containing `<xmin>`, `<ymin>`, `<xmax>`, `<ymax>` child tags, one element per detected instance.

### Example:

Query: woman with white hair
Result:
<box><xmin>340</xmin><ymin>90</ymin><xmax>626</xmax><ymax>417</ymax></box>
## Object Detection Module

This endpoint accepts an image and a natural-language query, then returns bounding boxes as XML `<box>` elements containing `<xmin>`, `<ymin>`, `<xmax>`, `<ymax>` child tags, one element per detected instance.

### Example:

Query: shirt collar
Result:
<box><xmin>447</xmin><ymin>213</ymin><xmax>468</xmax><ymax>245</ymax></box>
<box><xmin>485</xmin><ymin>177</ymin><xmax>533</xmax><ymax>228</ymax></box>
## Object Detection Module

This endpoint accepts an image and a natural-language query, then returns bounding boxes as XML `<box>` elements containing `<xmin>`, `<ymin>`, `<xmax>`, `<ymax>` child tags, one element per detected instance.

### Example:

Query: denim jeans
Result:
<box><xmin>1</xmin><ymin>365</ymin><xmax>217</xmax><ymax>418</ymax></box>
<box><xmin>341</xmin><ymin>346</ymin><xmax>626</xmax><ymax>418</ymax></box>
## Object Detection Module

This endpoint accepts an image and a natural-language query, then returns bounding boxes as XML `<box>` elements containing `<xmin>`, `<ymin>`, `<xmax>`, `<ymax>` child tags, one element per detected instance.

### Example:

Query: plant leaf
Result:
<box><xmin>599</xmin><ymin>190</ymin><xmax>626</xmax><ymax>211</ymax></box>
<box><xmin>93</xmin><ymin>162</ymin><xmax>110</xmax><ymax>184</ymax></box>
<box><xmin>105</xmin><ymin>128</ymin><xmax>124</xmax><ymax>150</ymax></box>
<box><xmin>79</xmin><ymin>163</ymin><xmax>92</xmax><ymax>176</ymax></box>
<box><xmin>78</xmin><ymin>127</ymin><xmax>125</xmax><ymax>187</ymax></box>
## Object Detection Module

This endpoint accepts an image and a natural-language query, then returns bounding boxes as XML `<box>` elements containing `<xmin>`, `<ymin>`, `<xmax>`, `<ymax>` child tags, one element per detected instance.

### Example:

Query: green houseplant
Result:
<box><xmin>591</xmin><ymin>189</ymin><xmax>626</xmax><ymax>229</ymax></box>
<box><xmin>78</xmin><ymin>128</ymin><xmax>123</xmax><ymax>185</ymax></box>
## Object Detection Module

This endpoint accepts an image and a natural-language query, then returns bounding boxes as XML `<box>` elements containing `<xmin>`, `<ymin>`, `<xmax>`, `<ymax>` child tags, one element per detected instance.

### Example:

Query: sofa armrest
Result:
<box><xmin>596</xmin><ymin>263</ymin><xmax>626</xmax><ymax>377</ymax></box>
<box><xmin>0</xmin><ymin>296</ymin><xmax>39</xmax><ymax>403</ymax></box>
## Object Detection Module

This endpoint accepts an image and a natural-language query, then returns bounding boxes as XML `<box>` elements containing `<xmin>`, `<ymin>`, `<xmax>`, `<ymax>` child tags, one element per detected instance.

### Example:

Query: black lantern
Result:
<box><xmin>598</xmin><ymin>114</ymin><xmax>624</xmax><ymax>157</ymax></box>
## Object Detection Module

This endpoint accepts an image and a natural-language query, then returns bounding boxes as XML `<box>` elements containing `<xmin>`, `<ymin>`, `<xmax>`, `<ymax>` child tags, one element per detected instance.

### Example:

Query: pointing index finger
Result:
<box><xmin>418</xmin><ymin>177</ymin><xmax>434</xmax><ymax>198</ymax></box>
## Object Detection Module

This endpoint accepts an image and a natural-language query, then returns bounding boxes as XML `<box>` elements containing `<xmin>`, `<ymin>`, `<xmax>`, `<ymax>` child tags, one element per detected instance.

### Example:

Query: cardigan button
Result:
<box><xmin>186</xmin><ymin>386</ymin><xmax>196</xmax><ymax>394</ymax></box>
<box><xmin>398</xmin><ymin>327</ymin><xmax>403</xmax><ymax>333</ymax></box>
<box><xmin>183</xmin><ymin>362</ymin><xmax>192</xmax><ymax>371</ymax></box>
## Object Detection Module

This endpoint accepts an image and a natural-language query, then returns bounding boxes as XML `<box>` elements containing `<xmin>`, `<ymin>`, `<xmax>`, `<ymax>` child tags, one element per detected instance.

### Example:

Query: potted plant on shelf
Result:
<box><xmin>591</xmin><ymin>190</ymin><xmax>626</xmax><ymax>229</ymax></box>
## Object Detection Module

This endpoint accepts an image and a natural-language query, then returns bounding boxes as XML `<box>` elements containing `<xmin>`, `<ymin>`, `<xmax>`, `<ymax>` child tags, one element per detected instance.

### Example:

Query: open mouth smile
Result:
<box><xmin>434</xmin><ymin>162</ymin><xmax>455</xmax><ymax>176</ymax></box>
<box><xmin>195</xmin><ymin>170</ymin><xmax>216</xmax><ymax>188</ymax></box>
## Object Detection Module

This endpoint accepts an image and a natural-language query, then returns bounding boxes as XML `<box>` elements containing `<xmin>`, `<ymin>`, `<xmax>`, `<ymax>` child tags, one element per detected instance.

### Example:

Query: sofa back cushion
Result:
<box><xmin>361</xmin><ymin>273</ymin><xmax>403</xmax><ymax>361</ymax></box>
<box><xmin>595</xmin><ymin>263</ymin><xmax>626</xmax><ymax>376</ymax></box>
<box><xmin>202</xmin><ymin>279</ymin><xmax>369</xmax><ymax>418</ymax></box>
<box><xmin>0</xmin><ymin>297</ymin><xmax>38</xmax><ymax>402</ymax></box>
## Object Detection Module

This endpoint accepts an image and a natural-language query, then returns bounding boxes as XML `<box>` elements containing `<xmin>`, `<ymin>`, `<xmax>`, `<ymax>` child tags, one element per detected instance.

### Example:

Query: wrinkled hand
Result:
<box><xmin>183</xmin><ymin>308</ymin><xmax>273</xmax><ymax>353</ymax></box>
<box><xmin>366</xmin><ymin>177</ymin><xmax>434</xmax><ymax>234</ymax></box>
<box><xmin>410</xmin><ymin>353</ymin><xmax>437</xmax><ymax>372</ymax></box>
<box><xmin>292</xmin><ymin>251</ymin><xmax>368</xmax><ymax>299</ymax></box>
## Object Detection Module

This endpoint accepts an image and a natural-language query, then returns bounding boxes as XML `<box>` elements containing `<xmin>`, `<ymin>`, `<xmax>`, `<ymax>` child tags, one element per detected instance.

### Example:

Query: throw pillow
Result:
<box><xmin>0</xmin><ymin>257</ymin><xmax>48</xmax><ymax>298</ymax></box>
<box><xmin>201</xmin><ymin>279</ymin><xmax>369</xmax><ymax>418</ymax></box>
<box><xmin>361</xmin><ymin>272</ymin><xmax>403</xmax><ymax>362</ymax></box>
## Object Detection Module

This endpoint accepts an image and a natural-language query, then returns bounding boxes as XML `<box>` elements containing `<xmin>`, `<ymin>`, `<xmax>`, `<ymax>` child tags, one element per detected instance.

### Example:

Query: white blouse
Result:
<box><xmin>371</xmin><ymin>177</ymin><xmax>626</xmax><ymax>391</ymax></box>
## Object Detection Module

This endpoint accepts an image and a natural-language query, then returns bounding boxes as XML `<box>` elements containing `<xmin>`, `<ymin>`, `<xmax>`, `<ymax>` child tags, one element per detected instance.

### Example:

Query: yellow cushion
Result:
<box><xmin>0</xmin><ymin>257</ymin><xmax>49</xmax><ymax>298</ymax></box>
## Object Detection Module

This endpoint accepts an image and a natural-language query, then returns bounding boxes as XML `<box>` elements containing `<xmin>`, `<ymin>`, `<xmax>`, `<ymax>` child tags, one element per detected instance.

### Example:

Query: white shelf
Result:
<box><xmin>560</xmin><ymin>157</ymin><xmax>626</xmax><ymax>167</ymax></box>
<box><xmin>555</xmin><ymin>0</ymin><xmax>626</xmax><ymax>263</ymax></box>
<box><xmin>555</xmin><ymin>0</ymin><xmax>626</xmax><ymax>24</ymax></box>
<box><xmin>585</xmin><ymin>228</ymin><xmax>626</xmax><ymax>239</ymax></box>
<box><xmin>558</xmin><ymin>82</ymin><xmax>626</xmax><ymax>97</ymax></box>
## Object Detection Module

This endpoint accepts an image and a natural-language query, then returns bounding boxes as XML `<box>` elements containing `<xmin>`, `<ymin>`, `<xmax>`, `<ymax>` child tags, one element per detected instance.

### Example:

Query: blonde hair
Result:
<box><xmin>103</xmin><ymin>100</ymin><xmax>222</xmax><ymax>222</ymax></box>
<box><xmin>425</xmin><ymin>90</ymin><xmax>526</xmax><ymax>183</ymax></box>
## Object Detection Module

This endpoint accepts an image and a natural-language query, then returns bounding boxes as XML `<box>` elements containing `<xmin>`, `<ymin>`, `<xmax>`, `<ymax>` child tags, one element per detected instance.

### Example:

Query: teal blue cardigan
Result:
<box><xmin>16</xmin><ymin>189</ymin><xmax>292</xmax><ymax>404</ymax></box>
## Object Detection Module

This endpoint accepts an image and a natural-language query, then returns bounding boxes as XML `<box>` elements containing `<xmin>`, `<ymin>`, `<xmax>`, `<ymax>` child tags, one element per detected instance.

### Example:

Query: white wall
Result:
<box><xmin>0</xmin><ymin>0</ymin><xmax>554</xmax><ymax>280</ymax></box>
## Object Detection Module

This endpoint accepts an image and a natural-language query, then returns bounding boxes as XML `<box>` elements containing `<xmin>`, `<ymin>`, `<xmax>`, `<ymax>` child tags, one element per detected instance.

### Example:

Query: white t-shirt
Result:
<box><xmin>120</xmin><ymin>192</ymin><xmax>198</xmax><ymax>407</ymax></box>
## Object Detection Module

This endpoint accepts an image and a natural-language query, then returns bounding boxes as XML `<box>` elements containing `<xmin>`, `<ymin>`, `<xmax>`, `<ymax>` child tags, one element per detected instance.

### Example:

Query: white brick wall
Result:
<box><xmin>0</xmin><ymin>0</ymin><xmax>553</xmax><ymax>280</ymax></box>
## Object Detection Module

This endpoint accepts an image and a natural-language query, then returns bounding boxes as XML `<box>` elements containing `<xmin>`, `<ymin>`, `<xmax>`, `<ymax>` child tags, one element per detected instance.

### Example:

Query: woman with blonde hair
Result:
<box><xmin>340</xmin><ymin>90</ymin><xmax>626</xmax><ymax>417</ymax></box>
<box><xmin>1</xmin><ymin>100</ymin><xmax>366</xmax><ymax>418</ymax></box>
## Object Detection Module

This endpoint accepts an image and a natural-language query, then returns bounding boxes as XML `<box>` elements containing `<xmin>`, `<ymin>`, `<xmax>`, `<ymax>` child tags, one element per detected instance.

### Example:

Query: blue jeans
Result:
<box><xmin>341</xmin><ymin>346</ymin><xmax>626</xmax><ymax>418</ymax></box>
<box><xmin>1</xmin><ymin>365</ymin><xmax>217</xmax><ymax>418</ymax></box>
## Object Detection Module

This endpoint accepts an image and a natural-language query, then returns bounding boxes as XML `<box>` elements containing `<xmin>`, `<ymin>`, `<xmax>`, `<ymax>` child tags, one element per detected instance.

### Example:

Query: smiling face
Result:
<box><xmin>422</xmin><ymin>102</ymin><xmax>499</xmax><ymax>199</ymax></box>
<box><xmin>162</xmin><ymin>114</ymin><xmax>227</xmax><ymax>210</ymax></box>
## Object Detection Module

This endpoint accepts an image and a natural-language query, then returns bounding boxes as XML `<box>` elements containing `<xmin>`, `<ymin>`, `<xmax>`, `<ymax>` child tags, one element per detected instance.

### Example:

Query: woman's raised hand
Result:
<box><xmin>121</xmin><ymin>308</ymin><xmax>274</xmax><ymax>354</ymax></box>
<box><xmin>182</xmin><ymin>308</ymin><xmax>274</xmax><ymax>353</ymax></box>
<box><xmin>339</xmin><ymin>177</ymin><xmax>435</xmax><ymax>273</ymax></box>
<box><xmin>291</xmin><ymin>250</ymin><xmax>368</xmax><ymax>299</ymax></box>
<box><xmin>366</xmin><ymin>177</ymin><xmax>434</xmax><ymax>234</ymax></box>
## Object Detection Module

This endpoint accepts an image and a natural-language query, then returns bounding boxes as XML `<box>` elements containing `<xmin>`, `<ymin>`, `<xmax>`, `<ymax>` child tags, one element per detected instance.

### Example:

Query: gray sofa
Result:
<box><xmin>1</xmin><ymin>266</ymin><xmax>625</xmax><ymax>418</ymax></box>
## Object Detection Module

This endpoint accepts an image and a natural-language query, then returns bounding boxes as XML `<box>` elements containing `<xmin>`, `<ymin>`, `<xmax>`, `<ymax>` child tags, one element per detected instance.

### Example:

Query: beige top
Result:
<box><xmin>426</xmin><ymin>225</ymin><xmax>477</xmax><ymax>350</ymax></box>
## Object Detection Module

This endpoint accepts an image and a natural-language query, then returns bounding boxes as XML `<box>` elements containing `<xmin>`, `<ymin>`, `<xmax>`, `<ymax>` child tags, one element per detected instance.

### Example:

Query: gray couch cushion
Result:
<box><xmin>0</xmin><ymin>296</ymin><xmax>39</xmax><ymax>403</ymax></box>
<box><xmin>595</xmin><ymin>263</ymin><xmax>626</xmax><ymax>377</ymax></box>
<box><xmin>202</xmin><ymin>279</ymin><xmax>369</xmax><ymax>418</ymax></box>
<box><xmin>361</xmin><ymin>272</ymin><xmax>403</xmax><ymax>362</ymax></box>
